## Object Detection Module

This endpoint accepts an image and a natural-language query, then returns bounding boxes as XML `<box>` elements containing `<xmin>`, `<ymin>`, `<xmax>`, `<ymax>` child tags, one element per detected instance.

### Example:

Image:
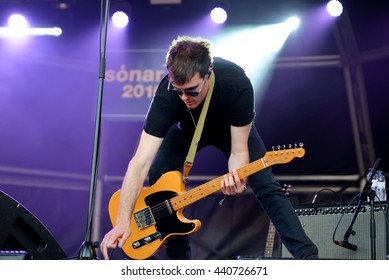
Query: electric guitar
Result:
<box><xmin>108</xmin><ymin>145</ymin><xmax>305</xmax><ymax>259</ymax></box>
<box><xmin>263</xmin><ymin>184</ymin><xmax>291</xmax><ymax>258</ymax></box>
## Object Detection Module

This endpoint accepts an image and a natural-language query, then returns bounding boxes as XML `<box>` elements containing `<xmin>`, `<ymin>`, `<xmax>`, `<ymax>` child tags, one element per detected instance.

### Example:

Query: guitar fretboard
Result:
<box><xmin>170</xmin><ymin>159</ymin><xmax>267</xmax><ymax>210</ymax></box>
<box><xmin>264</xmin><ymin>222</ymin><xmax>276</xmax><ymax>258</ymax></box>
<box><xmin>170</xmin><ymin>148</ymin><xmax>303</xmax><ymax>211</ymax></box>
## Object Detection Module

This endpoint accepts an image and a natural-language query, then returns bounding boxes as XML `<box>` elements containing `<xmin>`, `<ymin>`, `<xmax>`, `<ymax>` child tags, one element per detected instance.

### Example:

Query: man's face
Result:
<box><xmin>169</xmin><ymin>73</ymin><xmax>210</xmax><ymax>109</ymax></box>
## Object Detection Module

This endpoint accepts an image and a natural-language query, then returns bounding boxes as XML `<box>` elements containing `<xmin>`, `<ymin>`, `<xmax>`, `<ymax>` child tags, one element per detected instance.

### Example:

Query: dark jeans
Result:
<box><xmin>148</xmin><ymin>124</ymin><xmax>318</xmax><ymax>259</ymax></box>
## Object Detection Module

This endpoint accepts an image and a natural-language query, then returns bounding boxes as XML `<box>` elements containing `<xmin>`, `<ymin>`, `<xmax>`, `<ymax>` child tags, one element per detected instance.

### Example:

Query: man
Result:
<box><xmin>100</xmin><ymin>36</ymin><xmax>318</xmax><ymax>260</ymax></box>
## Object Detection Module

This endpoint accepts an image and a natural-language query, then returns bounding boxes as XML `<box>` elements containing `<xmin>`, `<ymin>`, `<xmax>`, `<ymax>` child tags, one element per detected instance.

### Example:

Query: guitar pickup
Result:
<box><xmin>134</xmin><ymin>207</ymin><xmax>155</xmax><ymax>230</ymax></box>
<box><xmin>132</xmin><ymin>232</ymin><xmax>162</xmax><ymax>249</ymax></box>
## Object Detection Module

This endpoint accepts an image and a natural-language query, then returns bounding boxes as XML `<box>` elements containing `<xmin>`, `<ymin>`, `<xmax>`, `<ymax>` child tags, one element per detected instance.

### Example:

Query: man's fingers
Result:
<box><xmin>100</xmin><ymin>240</ymin><xmax>109</xmax><ymax>260</ymax></box>
<box><xmin>220</xmin><ymin>170</ymin><xmax>246</xmax><ymax>195</ymax></box>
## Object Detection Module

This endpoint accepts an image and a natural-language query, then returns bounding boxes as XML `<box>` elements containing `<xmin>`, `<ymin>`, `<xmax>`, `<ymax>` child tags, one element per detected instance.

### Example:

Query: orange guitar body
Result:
<box><xmin>108</xmin><ymin>171</ymin><xmax>201</xmax><ymax>260</ymax></box>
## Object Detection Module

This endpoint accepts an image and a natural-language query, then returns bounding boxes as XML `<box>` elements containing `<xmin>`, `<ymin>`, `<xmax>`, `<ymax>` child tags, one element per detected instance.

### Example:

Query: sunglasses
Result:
<box><xmin>167</xmin><ymin>76</ymin><xmax>207</xmax><ymax>97</ymax></box>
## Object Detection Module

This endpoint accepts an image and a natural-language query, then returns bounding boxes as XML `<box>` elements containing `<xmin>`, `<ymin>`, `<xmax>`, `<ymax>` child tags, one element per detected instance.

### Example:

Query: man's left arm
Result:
<box><xmin>220</xmin><ymin>123</ymin><xmax>252</xmax><ymax>195</ymax></box>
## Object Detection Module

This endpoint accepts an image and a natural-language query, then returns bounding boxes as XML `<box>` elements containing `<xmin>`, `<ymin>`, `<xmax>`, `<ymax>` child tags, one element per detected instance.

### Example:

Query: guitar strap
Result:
<box><xmin>182</xmin><ymin>72</ymin><xmax>215</xmax><ymax>183</ymax></box>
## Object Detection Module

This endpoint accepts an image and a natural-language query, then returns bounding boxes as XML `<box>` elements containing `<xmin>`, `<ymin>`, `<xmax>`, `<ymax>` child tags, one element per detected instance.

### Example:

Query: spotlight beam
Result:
<box><xmin>213</xmin><ymin>19</ymin><xmax>300</xmax><ymax>105</ymax></box>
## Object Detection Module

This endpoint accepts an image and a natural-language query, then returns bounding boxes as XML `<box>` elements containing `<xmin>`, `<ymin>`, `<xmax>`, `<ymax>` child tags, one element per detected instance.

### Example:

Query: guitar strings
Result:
<box><xmin>141</xmin><ymin>185</ymin><xmax>212</xmax><ymax>222</ymax></box>
<box><xmin>142</xmin><ymin>165</ymin><xmax>255</xmax><ymax>222</ymax></box>
<box><xmin>142</xmin><ymin>161</ymin><xmax>264</xmax><ymax>222</ymax></box>
<box><xmin>145</xmin><ymin>181</ymin><xmax>220</xmax><ymax>223</ymax></box>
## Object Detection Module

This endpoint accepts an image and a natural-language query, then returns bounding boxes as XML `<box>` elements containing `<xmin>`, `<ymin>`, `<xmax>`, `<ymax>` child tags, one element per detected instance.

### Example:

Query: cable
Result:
<box><xmin>311</xmin><ymin>187</ymin><xmax>343</xmax><ymax>204</ymax></box>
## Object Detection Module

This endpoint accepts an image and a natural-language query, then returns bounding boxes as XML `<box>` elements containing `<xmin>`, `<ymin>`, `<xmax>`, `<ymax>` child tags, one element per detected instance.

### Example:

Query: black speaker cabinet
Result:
<box><xmin>281</xmin><ymin>202</ymin><xmax>389</xmax><ymax>259</ymax></box>
<box><xmin>0</xmin><ymin>190</ymin><xmax>67</xmax><ymax>260</ymax></box>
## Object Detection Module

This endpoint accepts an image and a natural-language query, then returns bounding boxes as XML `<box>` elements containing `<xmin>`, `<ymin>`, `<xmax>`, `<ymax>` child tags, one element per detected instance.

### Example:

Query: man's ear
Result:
<box><xmin>209</xmin><ymin>62</ymin><xmax>214</xmax><ymax>75</ymax></box>
<box><xmin>208</xmin><ymin>67</ymin><xmax>213</xmax><ymax>77</ymax></box>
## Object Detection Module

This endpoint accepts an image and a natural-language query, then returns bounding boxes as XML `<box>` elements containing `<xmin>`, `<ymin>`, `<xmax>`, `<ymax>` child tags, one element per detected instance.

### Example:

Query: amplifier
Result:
<box><xmin>0</xmin><ymin>250</ymin><xmax>31</xmax><ymax>260</ymax></box>
<box><xmin>281</xmin><ymin>202</ymin><xmax>389</xmax><ymax>259</ymax></box>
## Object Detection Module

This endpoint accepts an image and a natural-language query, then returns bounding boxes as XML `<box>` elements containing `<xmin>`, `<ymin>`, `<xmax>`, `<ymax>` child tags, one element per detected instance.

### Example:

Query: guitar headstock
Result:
<box><xmin>264</xmin><ymin>143</ymin><xmax>305</xmax><ymax>166</ymax></box>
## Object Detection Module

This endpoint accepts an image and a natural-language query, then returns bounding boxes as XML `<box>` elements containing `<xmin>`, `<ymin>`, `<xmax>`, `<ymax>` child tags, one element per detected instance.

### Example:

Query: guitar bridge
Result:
<box><xmin>134</xmin><ymin>207</ymin><xmax>155</xmax><ymax>230</ymax></box>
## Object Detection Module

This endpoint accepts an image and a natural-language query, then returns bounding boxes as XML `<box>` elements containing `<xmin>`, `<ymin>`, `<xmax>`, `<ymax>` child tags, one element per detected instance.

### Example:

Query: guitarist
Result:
<box><xmin>100</xmin><ymin>36</ymin><xmax>318</xmax><ymax>260</ymax></box>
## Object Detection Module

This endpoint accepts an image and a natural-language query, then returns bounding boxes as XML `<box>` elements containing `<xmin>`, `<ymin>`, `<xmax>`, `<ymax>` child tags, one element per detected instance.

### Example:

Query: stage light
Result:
<box><xmin>57</xmin><ymin>2</ymin><xmax>70</xmax><ymax>10</ymax></box>
<box><xmin>8</xmin><ymin>14</ymin><xmax>29</xmax><ymax>29</ymax></box>
<box><xmin>210</xmin><ymin>7</ymin><xmax>227</xmax><ymax>24</ymax></box>
<box><xmin>285</xmin><ymin>16</ymin><xmax>300</xmax><ymax>31</ymax></box>
<box><xmin>111</xmin><ymin>0</ymin><xmax>132</xmax><ymax>28</ymax></box>
<box><xmin>112</xmin><ymin>11</ymin><xmax>129</xmax><ymax>28</ymax></box>
<box><xmin>1</xmin><ymin>13</ymin><xmax>61</xmax><ymax>38</ymax></box>
<box><xmin>327</xmin><ymin>0</ymin><xmax>343</xmax><ymax>17</ymax></box>
<box><xmin>0</xmin><ymin>26</ymin><xmax>62</xmax><ymax>38</ymax></box>
<box><xmin>30</xmin><ymin>27</ymin><xmax>62</xmax><ymax>37</ymax></box>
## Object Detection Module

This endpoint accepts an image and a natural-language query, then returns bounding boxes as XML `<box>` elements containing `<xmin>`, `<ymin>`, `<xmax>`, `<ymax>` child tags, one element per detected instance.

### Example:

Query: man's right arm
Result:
<box><xmin>100</xmin><ymin>130</ymin><xmax>163</xmax><ymax>259</ymax></box>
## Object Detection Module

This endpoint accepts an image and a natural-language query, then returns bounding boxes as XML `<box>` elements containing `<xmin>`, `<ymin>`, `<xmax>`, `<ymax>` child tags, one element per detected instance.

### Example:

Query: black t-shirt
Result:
<box><xmin>144</xmin><ymin>57</ymin><xmax>255</xmax><ymax>145</ymax></box>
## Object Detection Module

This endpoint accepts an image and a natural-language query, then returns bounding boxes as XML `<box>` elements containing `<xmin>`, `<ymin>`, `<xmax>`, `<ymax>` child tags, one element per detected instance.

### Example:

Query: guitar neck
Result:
<box><xmin>263</xmin><ymin>222</ymin><xmax>276</xmax><ymax>258</ymax></box>
<box><xmin>170</xmin><ymin>159</ymin><xmax>267</xmax><ymax>210</ymax></box>
<box><xmin>170</xmin><ymin>148</ymin><xmax>302</xmax><ymax>210</ymax></box>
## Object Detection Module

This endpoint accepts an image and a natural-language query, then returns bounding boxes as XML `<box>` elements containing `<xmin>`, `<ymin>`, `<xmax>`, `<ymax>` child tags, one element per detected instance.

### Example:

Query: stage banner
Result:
<box><xmin>103</xmin><ymin>49</ymin><xmax>167</xmax><ymax>121</ymax></box>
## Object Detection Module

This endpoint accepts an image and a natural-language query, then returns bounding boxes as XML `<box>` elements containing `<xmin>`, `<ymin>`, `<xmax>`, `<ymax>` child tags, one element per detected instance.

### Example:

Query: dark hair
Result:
<box><xmin>166</xmin><ymin>36</ymin><xmax>213</xmax><ymax>85</ymax></box>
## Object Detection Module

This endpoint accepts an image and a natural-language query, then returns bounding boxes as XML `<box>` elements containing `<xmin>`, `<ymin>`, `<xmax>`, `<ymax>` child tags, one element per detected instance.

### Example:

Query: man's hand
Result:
<box><xmin>220</xmin><ymin>169</ymin><xmax>246</xmax><ymax>195</ymax></box>
<box><xmin>100</xmin><ymin>223</ymin><xmax>131</xmax><ymax>260</ymax></box>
